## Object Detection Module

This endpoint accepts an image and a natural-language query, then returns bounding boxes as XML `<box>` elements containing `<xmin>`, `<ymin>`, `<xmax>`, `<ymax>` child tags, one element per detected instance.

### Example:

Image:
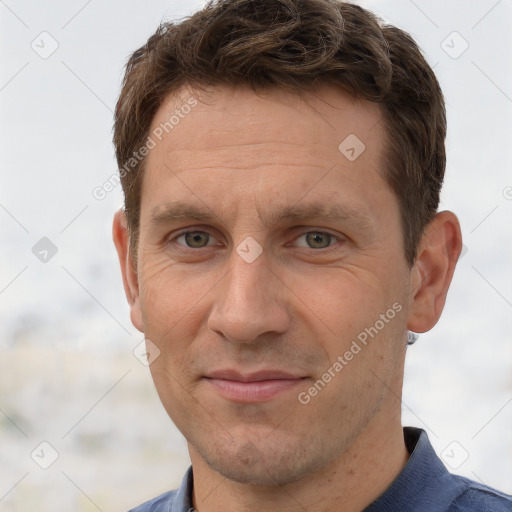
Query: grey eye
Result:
<box><xmin>295</xmin><ymin>232</ymin><xmax>333</xmax><ymax>249</ymax></box>
<box><xmin>177</xmin><ymin>231</ymin><xmax>213</xmax><ymax>248</ymax></box>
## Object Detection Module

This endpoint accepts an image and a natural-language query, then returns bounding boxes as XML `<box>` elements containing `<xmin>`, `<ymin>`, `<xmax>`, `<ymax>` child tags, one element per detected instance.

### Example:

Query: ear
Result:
<box><xmin>112</xmin><ymin>209</ymin><xmax>144</xmax><ymax>332</ymax></box>
<box><xmin>407</xmin><ymin>211</ymin><xmax>462</xmax><ymax>333</ymax></box>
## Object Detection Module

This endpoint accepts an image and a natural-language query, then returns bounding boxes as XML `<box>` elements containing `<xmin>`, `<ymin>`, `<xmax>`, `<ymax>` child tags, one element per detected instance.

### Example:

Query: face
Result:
<box><xmin>121</xmin><ymin>84</ymin><xmax>417</xmax><ymax>485</ymax></box>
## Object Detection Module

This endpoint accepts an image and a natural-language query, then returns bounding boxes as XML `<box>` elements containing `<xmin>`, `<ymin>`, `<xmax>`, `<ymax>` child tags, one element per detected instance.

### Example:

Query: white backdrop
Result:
<box><xmin>1</xmin><ymin>0</ymin><xmax>511</xmax><ymax>511</ymax></box>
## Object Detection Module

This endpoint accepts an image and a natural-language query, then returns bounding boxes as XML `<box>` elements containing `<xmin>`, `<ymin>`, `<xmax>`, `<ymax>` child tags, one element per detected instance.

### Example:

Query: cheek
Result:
<box><xmin>138</xmin><ymin>255</ymin><xmax>204</xmax><ymax>327</ymax></box>
<box><xmin>147</xmin><ymin>363</ymin><xmax>201</xmax><ymax>435</ymax></box>
<box><xmin>137</xmin><ymin>255</ymin><xmax>214</xmax><ymax>368</ymax></box>
<box><xmin>294</xmin><ymin>268</ymin><xmax>382</xmax><ymax>331</ymax></box>
<box><xmin>294</xmin><ymin>264</ymin><xmax>406</xmax><ymax>359</ymax></box>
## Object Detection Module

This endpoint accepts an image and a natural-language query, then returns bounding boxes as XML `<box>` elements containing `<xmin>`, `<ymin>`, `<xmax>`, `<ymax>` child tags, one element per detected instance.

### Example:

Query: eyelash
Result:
<box><xmin>168</xmin><ymin>229</ymin><xmax>344</xmax><ymax>252</ymax></box>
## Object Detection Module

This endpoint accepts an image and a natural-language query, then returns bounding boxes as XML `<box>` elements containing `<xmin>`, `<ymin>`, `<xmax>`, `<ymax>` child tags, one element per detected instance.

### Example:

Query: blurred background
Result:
<box><xmin>1</xmin><ymin>0</ymin><xmax>511</xmax><ymax>510</ymax></box>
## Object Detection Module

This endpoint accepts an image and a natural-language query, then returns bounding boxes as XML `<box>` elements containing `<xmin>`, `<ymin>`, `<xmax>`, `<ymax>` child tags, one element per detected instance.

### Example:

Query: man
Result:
<box><xmin>112</xmin><ymin>0</ymin><xmax>512</xmax><ymax>510</ymax></box>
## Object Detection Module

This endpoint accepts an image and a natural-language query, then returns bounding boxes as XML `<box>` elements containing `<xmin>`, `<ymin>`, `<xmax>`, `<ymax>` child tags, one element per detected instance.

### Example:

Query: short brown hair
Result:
<box><xmin>113</xmin><ymin>0</ymin><xmax>446</xmax><ymax>265</ymax></box>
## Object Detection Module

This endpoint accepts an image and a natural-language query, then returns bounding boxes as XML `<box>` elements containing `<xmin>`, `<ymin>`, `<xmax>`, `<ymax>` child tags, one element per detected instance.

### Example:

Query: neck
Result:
<box><xmin>190</xmin><ymin>411</ymin><xmax>409</xmax><ymax>512</ymax></box>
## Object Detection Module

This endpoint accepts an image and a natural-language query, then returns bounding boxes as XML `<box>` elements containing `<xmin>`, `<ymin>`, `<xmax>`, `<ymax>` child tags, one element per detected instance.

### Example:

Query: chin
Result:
<box><xmin>192</xmin><ymin>435</ymin><xmax>330</xmax><ymax>486</ymax></box>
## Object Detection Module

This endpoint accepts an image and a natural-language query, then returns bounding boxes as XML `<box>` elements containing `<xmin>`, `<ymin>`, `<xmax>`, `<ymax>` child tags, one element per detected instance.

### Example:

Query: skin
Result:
<box><xmin>113</xmin><ymin>83</ymin><xmax>462</xmax><ymax>512</ymax></box>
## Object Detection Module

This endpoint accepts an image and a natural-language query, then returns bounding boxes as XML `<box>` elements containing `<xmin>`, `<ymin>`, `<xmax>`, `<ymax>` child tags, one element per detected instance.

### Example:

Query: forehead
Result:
<box><xmin>148</xmin><ymin>83</ymin><xmax>384</xmax><ymax>166</ymax></box>
<box><xmin>140</xmin><ymin>83</ymin><xmax>392</xmax><ymax>227</ymax></box>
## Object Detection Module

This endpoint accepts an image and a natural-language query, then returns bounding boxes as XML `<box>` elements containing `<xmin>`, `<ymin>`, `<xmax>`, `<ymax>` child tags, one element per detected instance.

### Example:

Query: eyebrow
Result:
<box><xmin>149</xmin><ymin>200</ymin><xmax>374</xmax><ymax>231</ymax></box>
<box><xmin>151</xmin><ymin>201</ymin><xmax>217</xmax><ymax>224</ymax></box>
<box><xmin>269</xmin><ymin>203</ymin><xmax>373</xmax><ymax>230</ymax></box>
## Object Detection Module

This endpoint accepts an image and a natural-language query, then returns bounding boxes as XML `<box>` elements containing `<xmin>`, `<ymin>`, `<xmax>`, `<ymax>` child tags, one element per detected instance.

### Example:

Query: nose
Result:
<box><xmin>207</xmin><ymin>244</ymin><xmax>290</xmax><ymax>344</ymax></box>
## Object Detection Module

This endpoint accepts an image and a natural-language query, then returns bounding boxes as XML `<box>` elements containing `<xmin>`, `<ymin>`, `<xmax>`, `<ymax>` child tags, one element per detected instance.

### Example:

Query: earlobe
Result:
<box><xmin>407</xmin><ymin>211</ymin><xmax>462</xmax><ymax>333</ymax></box>
<box><xmin>112</xmin><ymin>209</ymin><xmax>144</xmax><ymax>332</ymax></box>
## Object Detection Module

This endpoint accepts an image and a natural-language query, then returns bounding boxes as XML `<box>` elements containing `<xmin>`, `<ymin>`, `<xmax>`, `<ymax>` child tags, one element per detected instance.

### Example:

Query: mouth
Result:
<box><xmin>203</xmin><ymin>369</ymin><xmax>308</xmax><ymax>403</ymax></box>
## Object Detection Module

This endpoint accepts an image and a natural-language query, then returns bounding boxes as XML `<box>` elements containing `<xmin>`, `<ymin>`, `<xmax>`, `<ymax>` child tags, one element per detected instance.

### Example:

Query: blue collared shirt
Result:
<box><xmin>128</xmin><ymin>427</ymin><xmax>512</xmax><ymax>511</ymax></box>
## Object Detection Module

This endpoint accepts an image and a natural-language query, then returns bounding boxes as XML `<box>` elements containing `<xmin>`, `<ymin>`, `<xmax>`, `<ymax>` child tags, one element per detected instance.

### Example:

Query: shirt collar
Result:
<box><xmin>364</xmin><ymin>426</ymin><xmax>459</xmax><ymax>511</ymax></box>
<box><xmin>172</xmin><ymin>465</ymin><xmax>194</xmax><ymax>511</ymax></box>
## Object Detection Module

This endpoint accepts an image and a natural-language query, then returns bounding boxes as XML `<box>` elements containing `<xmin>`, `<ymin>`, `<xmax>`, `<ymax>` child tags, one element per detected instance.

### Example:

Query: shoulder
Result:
<box><xmin>127</xmin><ymin>489</ymin><xmax>177</xmax><ymax>512</ymax></box>
<box><xmin>448</xmin><ymin>475</ymin><xmax>512</xmax><ymax>511</ymax></box>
